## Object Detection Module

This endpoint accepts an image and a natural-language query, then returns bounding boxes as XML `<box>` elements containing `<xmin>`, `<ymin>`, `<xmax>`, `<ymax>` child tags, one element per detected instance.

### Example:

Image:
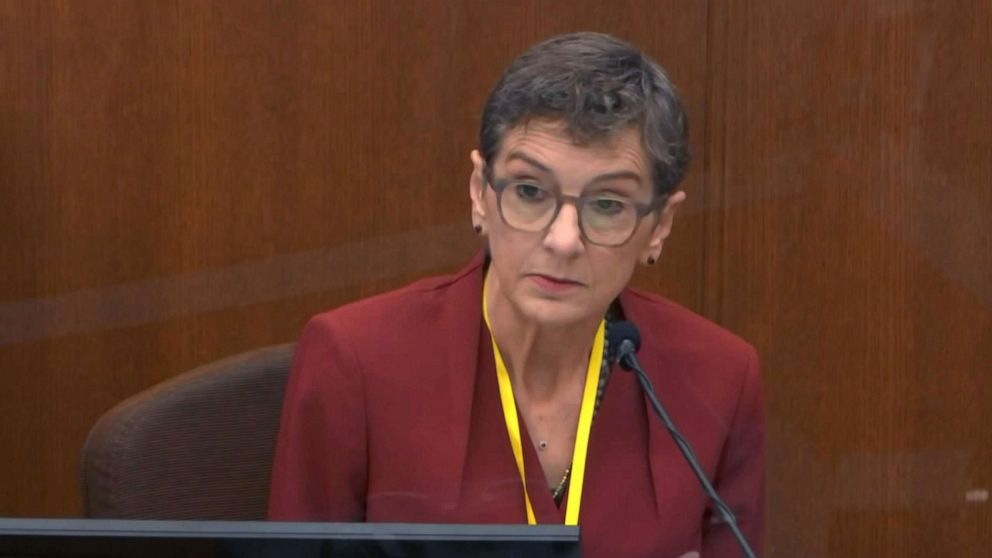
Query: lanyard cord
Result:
<box><xmin>482</xmin><ymin>276</ymin><xmax>606</xmax><ymax>526</ymax></box>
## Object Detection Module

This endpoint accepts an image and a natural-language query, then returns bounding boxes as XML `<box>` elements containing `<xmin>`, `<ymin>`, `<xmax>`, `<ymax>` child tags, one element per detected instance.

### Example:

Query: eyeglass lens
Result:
<box><xmin>497</xmin><ymin>182</ymin><xmax>641</xmax><ymax>246</ymax></box>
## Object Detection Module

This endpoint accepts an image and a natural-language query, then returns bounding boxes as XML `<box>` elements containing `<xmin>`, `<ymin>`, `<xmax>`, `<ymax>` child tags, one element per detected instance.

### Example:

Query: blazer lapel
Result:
<box><xmin>618</xmin><ymin>289</ymin><xmax>681</xmax><ymax>519</ymax></box>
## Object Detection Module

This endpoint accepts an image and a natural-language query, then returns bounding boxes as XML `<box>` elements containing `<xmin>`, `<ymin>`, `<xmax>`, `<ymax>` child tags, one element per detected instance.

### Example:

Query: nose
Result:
<box><xmin>542</xmin><ymin>202</ymin><xmax>585</xmax><ymax>255</ymax></box>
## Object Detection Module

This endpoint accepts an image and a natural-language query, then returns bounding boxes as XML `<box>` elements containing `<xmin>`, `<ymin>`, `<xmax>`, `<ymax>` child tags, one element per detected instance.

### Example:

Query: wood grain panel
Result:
<box><xmin>0</xmin><ymin>0</ymin><xmax>710</xmax><ymax>517</ymax></box>
<box><xmin>706</xmin><ymin>0</ymin><xmax>992</xmax><ymax>555</ymax></box>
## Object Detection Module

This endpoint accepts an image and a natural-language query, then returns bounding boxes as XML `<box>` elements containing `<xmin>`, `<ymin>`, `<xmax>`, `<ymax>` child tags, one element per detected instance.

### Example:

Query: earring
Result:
<box><xmin>646</xmin><ymin>256</ymin><xmax>656</xmax><ymax>265</ymax></box>
<box><xmin>473</xmin><ymin>224</ymin><xmax>482</xmax><ymax>234</ymax></box>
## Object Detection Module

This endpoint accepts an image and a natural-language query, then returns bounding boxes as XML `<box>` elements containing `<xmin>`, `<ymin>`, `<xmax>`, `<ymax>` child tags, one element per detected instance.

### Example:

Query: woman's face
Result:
<box><xmin>469</xmin><ymin>119</ymin><xmax>685</xmax><ymax>328</ymax></box>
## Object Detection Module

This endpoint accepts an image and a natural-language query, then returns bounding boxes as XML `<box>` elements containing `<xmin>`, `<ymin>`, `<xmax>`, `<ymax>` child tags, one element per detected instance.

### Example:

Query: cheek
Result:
<box><xmin>590</xmin><ymin>251</ymin><xmax>639</xmax><ymax>294</ymax></box>
<box><xmin>486</xmin><ymin>227</ymin><xmax>535</xmax><ymax>271</ymax></box>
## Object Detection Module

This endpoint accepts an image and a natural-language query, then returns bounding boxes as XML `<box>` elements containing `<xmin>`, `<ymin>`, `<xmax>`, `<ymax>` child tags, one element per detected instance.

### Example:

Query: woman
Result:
<box><xmin>269</xmin><ymin>32</ymin><xmax>764</xmax><ymax>558</ymax></box>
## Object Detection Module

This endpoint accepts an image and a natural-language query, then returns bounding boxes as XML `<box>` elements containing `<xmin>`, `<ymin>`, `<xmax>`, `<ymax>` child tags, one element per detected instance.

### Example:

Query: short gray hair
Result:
<box><xmin>479</xmin><ymin>32</ymin><xmax>690</xmax><ymax>197</ymax></box>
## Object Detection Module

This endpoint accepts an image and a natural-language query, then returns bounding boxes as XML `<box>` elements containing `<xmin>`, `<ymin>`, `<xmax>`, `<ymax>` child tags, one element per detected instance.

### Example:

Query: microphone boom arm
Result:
<box><xmin>617</xmin><ymin>340</ymin><xmax>758</xmax><ymax>558</ymax></box>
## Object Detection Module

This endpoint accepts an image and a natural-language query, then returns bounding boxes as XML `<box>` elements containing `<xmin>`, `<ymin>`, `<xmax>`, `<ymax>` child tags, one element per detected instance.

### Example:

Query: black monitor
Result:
<box><xmin>0</xmin><ymin>518</ymin><xmax>580</xmax><ymax>557</ymax></box>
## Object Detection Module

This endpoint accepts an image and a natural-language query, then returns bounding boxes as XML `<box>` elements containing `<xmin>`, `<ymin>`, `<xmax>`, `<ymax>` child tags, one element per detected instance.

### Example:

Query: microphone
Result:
<box><xmin>607</xmin><ymin>320</ymin><xmax>641</xmax><ymax>371</ymax></box>
<box><xmin>607</xmin><ymin>321</ymin><xmax>758</xmax><ymax>558</ymax></box>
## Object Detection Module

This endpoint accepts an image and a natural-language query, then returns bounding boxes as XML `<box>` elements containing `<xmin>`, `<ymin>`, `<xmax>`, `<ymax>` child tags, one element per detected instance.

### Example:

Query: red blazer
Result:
<box><xmin>269</xmin><ymin>254</ymin><xmax>765</xmax><ymax>558</ymax></box>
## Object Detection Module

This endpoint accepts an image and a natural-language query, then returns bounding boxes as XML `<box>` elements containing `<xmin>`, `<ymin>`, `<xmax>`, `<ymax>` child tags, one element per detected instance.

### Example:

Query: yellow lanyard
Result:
<box><xmin>482</xmin><ymin>276</ymin><xmax>605</xmax><ymax>526</ymax></box>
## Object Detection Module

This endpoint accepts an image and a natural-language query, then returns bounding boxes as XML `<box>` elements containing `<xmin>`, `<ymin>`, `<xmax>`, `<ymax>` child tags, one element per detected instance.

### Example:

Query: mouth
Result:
<box><xmin>527</xmin><ymin>273</ymin><xmax>584</xmax><ymax>292</ymax></box>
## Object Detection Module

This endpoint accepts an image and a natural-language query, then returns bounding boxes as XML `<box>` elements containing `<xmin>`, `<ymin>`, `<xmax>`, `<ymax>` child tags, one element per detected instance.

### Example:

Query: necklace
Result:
<box><xmin>552</xmin><ymin>464</ymin><xmax>573</xmax><ymax>500</ymax></box>
<box><xmin>551</xmin><ymin>327</ymin><xmax>612</xmax><ymax>503</ymax></box>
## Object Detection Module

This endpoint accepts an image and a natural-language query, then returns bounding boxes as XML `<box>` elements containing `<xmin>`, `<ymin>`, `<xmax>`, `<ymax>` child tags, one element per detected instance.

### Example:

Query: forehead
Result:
<box><xmin>494</xmin><ymin>119</ymin><xmax>649</xmax><ymax>179</ymax></box>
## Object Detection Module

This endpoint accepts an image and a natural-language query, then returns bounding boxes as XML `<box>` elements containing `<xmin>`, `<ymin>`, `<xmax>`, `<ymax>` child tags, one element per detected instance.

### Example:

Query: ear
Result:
<box><xmin>642</xmin><ymin>190</ymin><xmax>687</xmax><ymax>264</ymax></box>
<box><xmin>469</xmin><ymin>149</ymin><xmax>489</xmax><ymax>225</ymax></box>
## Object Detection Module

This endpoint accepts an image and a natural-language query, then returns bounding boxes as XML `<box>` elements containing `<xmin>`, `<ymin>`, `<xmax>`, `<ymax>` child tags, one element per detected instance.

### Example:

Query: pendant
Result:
<box><xmin>538</xmin><ymin>440</ymin><xmax>549</xmax><ymax>451</ymax></box>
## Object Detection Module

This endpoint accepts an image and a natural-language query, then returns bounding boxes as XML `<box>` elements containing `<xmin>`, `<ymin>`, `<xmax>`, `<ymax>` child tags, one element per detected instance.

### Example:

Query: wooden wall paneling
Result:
<box><xmin>0</xmin><ymin>0</ymin><xmax>48</xmax><ymax>515</ymax></box>
<box><xmin>708</xmin><ymin>0</ymin><xmax>992</xmax><ymax>555</ymax></box>
<box><xmin>0</xmin><ymin>1</ymin><xmax>712</xmax><ymax>517</ymax></box>
<box><xmin>1</xmin><ymin>0</ymin><xmax>192</xmax><ymax>517</ymax></box>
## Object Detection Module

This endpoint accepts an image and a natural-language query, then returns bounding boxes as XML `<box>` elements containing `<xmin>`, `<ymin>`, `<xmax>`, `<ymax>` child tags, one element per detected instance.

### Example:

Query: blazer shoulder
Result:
<box><xmin>303</xmin><ymin>256</ymin><xmax>483</xmax><ymax>344</ymax></box>
<box><xmin>621</xmin><ymin>287</ymin><xmax>758</xmax><ymax>364</ymax></box>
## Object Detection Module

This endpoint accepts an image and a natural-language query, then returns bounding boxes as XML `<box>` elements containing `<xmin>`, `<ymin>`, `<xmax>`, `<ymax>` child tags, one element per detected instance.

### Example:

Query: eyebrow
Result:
<box><xmin>503</xmin><ymin>150</ymin><xmax>643</xmax><ymax>184</ymax></box>
<box><xmin>504</xmin><ymin>151</ymin><xmax>552</xmax><ymax>174</ymax></box>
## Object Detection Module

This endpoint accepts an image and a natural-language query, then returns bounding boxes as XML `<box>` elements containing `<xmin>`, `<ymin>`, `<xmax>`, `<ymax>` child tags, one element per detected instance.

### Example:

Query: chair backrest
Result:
<box><xmin>80</xmin><ymin>343</ymin><xmax>295</xmax><ymax>520</ymax></box>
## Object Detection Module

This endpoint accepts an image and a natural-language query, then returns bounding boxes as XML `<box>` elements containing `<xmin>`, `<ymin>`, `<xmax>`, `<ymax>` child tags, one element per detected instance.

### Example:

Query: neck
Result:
<box><xmin>485</xmin><ymin>268</ymin><xmax>603</xmax><ymax>401</ymax></box>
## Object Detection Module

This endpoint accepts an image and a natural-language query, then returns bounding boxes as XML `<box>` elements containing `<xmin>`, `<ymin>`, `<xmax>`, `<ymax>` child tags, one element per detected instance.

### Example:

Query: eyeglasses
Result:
<box><xmin>484</xmin><ymin>168</ymin><xmax>665</xmax><ymax>247</ymax></box>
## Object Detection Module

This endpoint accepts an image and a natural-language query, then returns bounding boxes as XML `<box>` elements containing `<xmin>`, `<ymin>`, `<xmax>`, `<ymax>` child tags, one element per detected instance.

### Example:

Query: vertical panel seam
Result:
<box><xmin>701</xmin><ymin>0</ymin><xmax>729</xmax><ymax>323</ymax></box>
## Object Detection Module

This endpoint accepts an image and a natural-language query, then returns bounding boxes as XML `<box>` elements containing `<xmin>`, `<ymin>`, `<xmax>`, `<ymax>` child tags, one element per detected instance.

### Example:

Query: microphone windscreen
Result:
<box><xmin>607</xmin><ymin>320</ymin><xmax>641</xmax><ymax>354</ymax></box>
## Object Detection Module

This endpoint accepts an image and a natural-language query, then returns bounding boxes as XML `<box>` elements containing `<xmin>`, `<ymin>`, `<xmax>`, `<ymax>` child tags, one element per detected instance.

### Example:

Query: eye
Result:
<box><xmin>589</xmin><ymin>197</ymin><xmax>627</xmax><ymax>215</ymax></box>
<box><xmin>513</xmin><ymin>183</ymin><xmax>549</xmax><ymax>203</ymax></box>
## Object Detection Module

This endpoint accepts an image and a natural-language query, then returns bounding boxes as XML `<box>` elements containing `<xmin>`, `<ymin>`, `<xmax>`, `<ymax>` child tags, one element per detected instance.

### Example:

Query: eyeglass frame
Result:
<box><xmin>482</xmin><ymin>164</ymin><xmax>668</xmax><ymax>247</ymax></box>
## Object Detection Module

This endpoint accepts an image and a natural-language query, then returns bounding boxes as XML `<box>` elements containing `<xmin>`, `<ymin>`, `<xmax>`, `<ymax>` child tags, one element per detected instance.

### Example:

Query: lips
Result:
<box><xmin>528</xmin><ymin>273</ymin><xmax>584</xmax><ymax>292</ymax></box>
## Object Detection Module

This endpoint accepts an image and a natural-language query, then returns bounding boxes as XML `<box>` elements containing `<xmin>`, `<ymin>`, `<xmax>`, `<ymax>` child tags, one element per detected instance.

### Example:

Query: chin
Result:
<box><xmin>515</xmin><ymin>297</ymin><xmax>597</xmax><ymax>329</ymax></box>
